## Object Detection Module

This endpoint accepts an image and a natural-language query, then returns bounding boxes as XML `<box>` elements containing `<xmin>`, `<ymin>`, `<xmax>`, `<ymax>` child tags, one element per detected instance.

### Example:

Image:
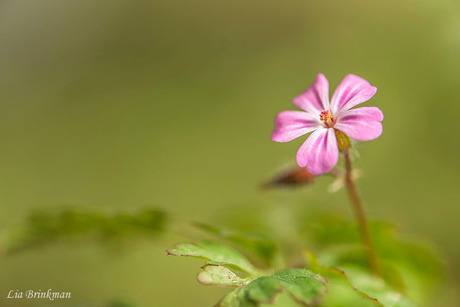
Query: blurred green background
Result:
<box><xmin>0</xmin><ymin>0</ymin><xmax>459</xmax><ymax>306</ymax></box>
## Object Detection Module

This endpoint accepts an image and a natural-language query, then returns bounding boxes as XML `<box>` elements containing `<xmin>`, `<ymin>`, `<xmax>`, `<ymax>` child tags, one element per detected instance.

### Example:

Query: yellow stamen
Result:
<box><xmin>320</xmin><ymin>110</ymin><xmax>333</xmax><ymax>122</ymax></box>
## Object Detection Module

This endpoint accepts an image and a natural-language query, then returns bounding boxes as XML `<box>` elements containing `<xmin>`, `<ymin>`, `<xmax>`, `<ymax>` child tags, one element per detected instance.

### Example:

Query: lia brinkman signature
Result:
<box><xmin>7</xmin><ymin>289</ymin><xmax>71</xmax><ymax>300</ymax></box>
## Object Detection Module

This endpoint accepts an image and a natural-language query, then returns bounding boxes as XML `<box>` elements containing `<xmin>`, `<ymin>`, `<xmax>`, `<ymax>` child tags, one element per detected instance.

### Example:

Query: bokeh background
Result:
<box><xmin>0</xmin><ymin>0</ymin><xmax>459</xmax><ymax>306</ymax></box>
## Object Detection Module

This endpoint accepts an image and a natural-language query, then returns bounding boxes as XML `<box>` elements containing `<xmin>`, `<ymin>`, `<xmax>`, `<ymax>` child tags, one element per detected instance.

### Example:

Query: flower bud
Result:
<box><xmin>261</xmin><ymin>167</ymin><xmax>315</xmax><ymax>189</ymax></box>
<box><xmin>334</xmin><ymin>129</ymin><xmax>351</xmax><ymax>152</ymax></box>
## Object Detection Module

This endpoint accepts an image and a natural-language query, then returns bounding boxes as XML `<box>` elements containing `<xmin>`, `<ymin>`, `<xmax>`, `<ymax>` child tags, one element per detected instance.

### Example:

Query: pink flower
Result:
<box><xmin>272</xmin><ymin>74</ymin><xmax>383</xmax><ymax>175</ymax></box>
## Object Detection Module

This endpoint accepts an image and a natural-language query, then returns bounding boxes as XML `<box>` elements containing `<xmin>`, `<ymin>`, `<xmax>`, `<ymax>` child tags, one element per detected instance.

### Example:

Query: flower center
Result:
<box><xmin>319</xmin><ymin>110</ymin><xmax>333</xmax><ymax>122</ymax></box>
<box><xmin>319</xmin><ymin>110</ymin><xmax>334</xmax><ymax>128</ymax></box>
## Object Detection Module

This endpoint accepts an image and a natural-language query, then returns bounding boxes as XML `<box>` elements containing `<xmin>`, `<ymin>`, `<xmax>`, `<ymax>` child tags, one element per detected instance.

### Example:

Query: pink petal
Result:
<box><xmin>272</xmin><ymin>111</ymin><xmax>320</xmax><ymax>142</ymax></box>
<box><xmin>330</xmin><ymin>74</ymin><xmax>377</xmax><ymax>114</ymax></box>
<box><xmin>293</xmin><ymin>74</ymin><xmax>330</xmax><ymax>114</ymax></box>
<box><xmin>296</xmin><ymin>128</ymin><xmax>338</xmax><ymax>175</ymax></box>
<box><xmin>335</xmin><ymin>107</ymin><xmax>384</xmax><ymax>141</ymax></box>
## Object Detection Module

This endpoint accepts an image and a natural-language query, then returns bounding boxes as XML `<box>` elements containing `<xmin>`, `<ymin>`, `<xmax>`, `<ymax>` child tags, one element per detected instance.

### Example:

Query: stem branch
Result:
<box><xmin>343</xmin><ymin>149</ymin><xmax>380</xmax><ymax>276</ymax></box>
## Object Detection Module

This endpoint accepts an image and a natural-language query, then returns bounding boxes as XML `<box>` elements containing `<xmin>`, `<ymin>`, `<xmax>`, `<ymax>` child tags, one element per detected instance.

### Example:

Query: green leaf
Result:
<box><xmin>168</xmin><ymin>211</ymin><xmax>437</xmax><ymax>306</ymax></box>
<box><xmin>304</xmin><ymin>250</ymin><xmax>382</xmax><ymax>307</ymax></box>
<box><xmin>304</xmin><ymin>250</ymin><xmax>419</xmax><ymax>307</ymax></box>
<box><xmin>216</xmin><ymin>288</ymin><xmax>245</xmax><ymax>307</ymax></box>
<box><xmin>216</xmin><ymin>276</ymin><xmax>281</xmax><ymax>306</ymax></box>
<box><xmin>273</xmin><ymin>269</ymin><xmax>327</xmax><ymax>305</ymax></box>
<box><xmin>198</xmin><ymin>264</ymin><xmax>248</xmax><ymax>286</ymax></box>
<box><xmin>167</xmin><ymin>241</ymin><xmax>261</xmax><ymax>275</ymax></box>
<box><xmin>193</xmin><ymin>222</ymin><xmax>278</xmax><ymax>266</ymax></box>
<box><xmin>301</xmin><ymin>213</ymin><xmax>442</xmax><ymax>304</ymax></box>
<box><xmin>216</xmin><ymin>269</ymin><xmax>326</xmax><ymax>307</ymax></box>
<box><xmin>341</xmin><ymin>266</ymin><xmax>418</xmax><ymax>307</ymax></box>
<box><xmin>245</xmin><ymin>276</ymin><xmax>281</xmax><ymax>303</ymax></box>
<box><xmin>168</xmin><ymin>241</ymin><xmax>327</xmax><ymax>306</ymax></box>
<box><xmin>5</xmin><ymin>208</ymin><xmax>166</xmax><ymax>254</ymax></box>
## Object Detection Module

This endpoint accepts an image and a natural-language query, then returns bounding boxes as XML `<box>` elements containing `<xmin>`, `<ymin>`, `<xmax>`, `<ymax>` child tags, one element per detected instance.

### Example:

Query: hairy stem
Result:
<box><xmin>343</xmin><ymin>149</ymin><xmax>380</xmax><ymax>276</ymax></box>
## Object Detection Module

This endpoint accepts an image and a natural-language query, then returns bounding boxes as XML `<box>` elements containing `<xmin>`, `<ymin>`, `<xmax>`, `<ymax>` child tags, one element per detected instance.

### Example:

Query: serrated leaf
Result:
<box><xmin>168</xmin><ymin>241</ymin><xmax>328</xmax><ymax>307</ymax></box>
<box><xmin>273</xmin><ymin>268</ymin><xmax>327</xmax><ymax>306</ymax></box>
<box><xmin>193</xmin><ymin>222</ymin><xmax>278</xmax><ymax>266</ymax></box>
<box><xmin>216</xmin><ymin>288</ymin><xmax>249</xmax><ymax>307</ymax></box>
<box><xmin>342</xmin><ymin>266</ymin><xmax>418</xmax><ymax>307</ymax></box>
<box><xmin>215</xmin><ymin>268</ymin><xmax>326</xmax><ymax>307</ymax></box>
<box><xmin>305</xmin><ymin>249</ymin><xmax>416</xmax><ymax>307</ymax></box>
<box><xmin>245</xmin><ymin>276</ymin><xmax>281</xmax><ymax>303</ymax></box>
<box><xmin>167</xmin><ymin>241</ymin><xmax>261</xmax><ymax>275</ymax></box>
<box><xmin>304</xmin><ymin>250</ymin><xmax>382</xmax><ymax>307</ymax></box>
<box><xmin>198</xmin><ymin>265</ymin><xmax>248</xmax><ymax>286</ymax></box>
<box><xmin>273</xmin><ymin>268</ymin><xmax>326</xmax><ymax>282</ymax></box>
<box><xmin>216</xmin><ymin>276</ymin><xmax>281</xmax><ymax>307</ymax></box>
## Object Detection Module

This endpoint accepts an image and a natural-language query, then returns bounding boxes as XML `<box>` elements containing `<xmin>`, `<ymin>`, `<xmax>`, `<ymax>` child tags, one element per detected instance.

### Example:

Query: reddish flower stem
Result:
<box><xmin>343</xmin><ymin>149</ymin><xmax>380</xmax><ymax>276</ymax></box>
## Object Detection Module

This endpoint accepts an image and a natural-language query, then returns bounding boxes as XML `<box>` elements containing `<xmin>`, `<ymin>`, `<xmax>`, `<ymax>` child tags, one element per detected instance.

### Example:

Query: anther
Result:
<box><xmin>320</xmin><ymin>110</ymin><xmax>333</xmax><ymax>122</ymax></box>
